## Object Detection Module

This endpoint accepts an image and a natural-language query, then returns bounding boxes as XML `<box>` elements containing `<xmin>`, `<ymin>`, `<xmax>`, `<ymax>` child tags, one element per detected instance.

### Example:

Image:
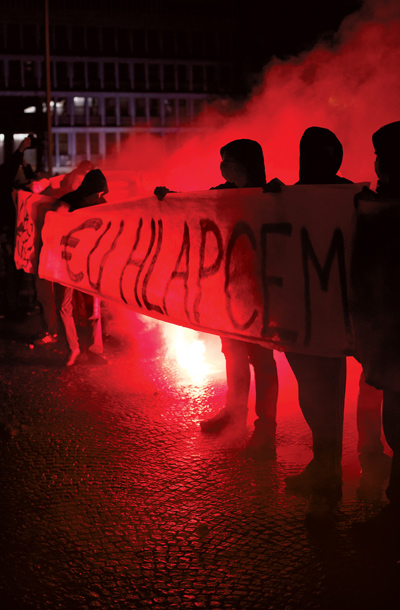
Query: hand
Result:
<box><xmin>263</xmin><ymin>177</ymin><xmax>285</xmax><ymax>193</ymax></box>
<box><xmin>354</xmin><ymin>186</ymin><xmax>376</xmax><ymax>207</ymax></box>
<box><xmin>18</xmin><ymin>137</ymin><xmax>31</xmax><ymax>153</ymax></box>
<box><xmin>154</xmin><ymin>186</ymin><xmax>173</xmax><ymax>201</ymax></box>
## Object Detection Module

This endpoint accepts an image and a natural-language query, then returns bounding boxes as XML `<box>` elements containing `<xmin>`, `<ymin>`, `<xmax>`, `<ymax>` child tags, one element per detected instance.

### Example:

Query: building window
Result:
<box><xmin>134</xmin><ymin>64</ymin><xmax>146</xmax><ymax>90</ymax></box>
<box><xmin>135</xmin><ymin>98</ymin><xmax>147</xmax><ymax>123</ymax></box>
<box><xmin>76</xmin><ymin>133</ymin><xmax>87</xmax><ymax>156</ymax></box>
<box><xmin>192</xmin><ymin>65</ymin><xmax>204</xmax><ymax>92</ymax></box>
<box><xmin>90</xmin><ymin>133</ymin><xmax>99</xmax><ymax>156</ymax></box>
<box><xmin>104</xmin><ymin>63</ymin><xmax>116</xmax><ymax>89</ymax></box>
<box><xmin>163</xmin><ymin>64</ymin><xmax>175</xmax><ymax>91</ymax></box>
<box><xmin>73</xmin><ymin>96</ymin><xmax>86</xmax><ymax>125</ymax></box>
<box><xmin>7</xmin><ymin>24</ymin><xmax>21</xmax><ymax>53</ymax></box>
<box><xmin>149</xmin><ymin>99</ymin><xmax>160</xmax><ymax>122</ymax></box>
<box><xmin>105</xmin><ymin>98</ymin><xmax>116</xmax><ymax>125</ymax></box>
<box><xmin>106</xmin><ymin>132</ymin><xmax>116</xmax><ymax>157</ymax></box>
<box><xmin>103</xmin><ymin>27</ymin><xmax>116</xmax><ymax>55</ymax></box>
<box><xmin>117</xmin><ymin>28</ymin><xmax>131</xmax><ymax>56</ymax></box>
<box><xmin>88</xmin><ymin>97</ymin><xmax>100</xmax><ymax>125</ymax></box>
<box><xmin>132</xmin><ymin>30</ymin><xmax>145</xmax><ymax>56</ymax></box>
<box><xmin>58</xmin><ymin>133</ymin><xmax>69</xmax><ymax>156</ymax></box>
<box><xmin>53</xmin><ymin>25</ymin><xmax>69</xmax><ymax>54</ymax></box>
<box><xmin>22</xmin><ymin>24</ymin><xmax>39</xmax><ymax>53</ymax></box>
<box><xmin>56</xmin><ymin>61</ymin><xmax>69</xmax><ymax>89</ymax></box>
<box><xmin>178</xmin><ymin>99</ymin><xmax>188</xmax><ymax>124</ymax></box>
<box><xmin>148</xmin><ymin>30</ymin><xmax>161</xmax><ymax>58</ymax></box>
<box><xmin>177</xmin><ymin>65</ymin><xmax>189</xmax><ymax>91</ymax></box>
<box><xmin>163</xmin><ymin>99</ymin><xmax>176</xmax><ymax>126</ymax></box>
<box><xmin>71</xmin><ymin>26</ymin><xmax>85</xmax><ymax>54</ymax></box>
<box><xmin>120</xmin><ymin>98</ymin><xmax>131</xmax><ymax>126</ymax></box>
<box><xmin>88</xmin><ymin>63</ymin><xmax>101</xmax><ymax>90</ymax></box>
<box><xmin>118</xmin><ymin>63</ymin><xmax>130</xmax><ymax>90</ymax></box>
<box><xmin>73</xmin><ymin>62</ymin><xmax>85</xmax><ymax>89</ymax></box>
<box><xmin>8</xmin><ymin>60</ymin><xmax>21</xmax><ymax>88</ymax></box>
<box><xmin>23</xmin><ymin>60</ymin><xmax>37</xmax><ymax>89</ymax></box>
<box><xmin>57</xmin><ymin>98</ymin><xmax>70</xmax><ymax>125</ymax></box>
<box><xmin>148</xmin><ymin>64</ymin><xmax>160</xmax><ymax>92</ymax></box>
<box><xmin>87</xmin><ymin>27</ymin><xmax>100</xmax><ymax>55</ymax></box>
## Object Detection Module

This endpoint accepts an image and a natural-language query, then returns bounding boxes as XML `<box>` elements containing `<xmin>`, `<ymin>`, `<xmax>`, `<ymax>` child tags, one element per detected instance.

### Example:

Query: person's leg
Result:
<box><xmin>200</xmin><ymin>337</ymin><xmax>249</xmax><ymax>433</ymax></box>
<box><xmin>54</xmin><ymin>284</ymin><xmax>80</xmax><ymax>360</ymax></box>
<box><xmin>284</xmin><ymin>352</ymin><xmax>346</xmax><ymax>490</ymax></box>
<box><xmin>35</xmin><ymin>276</ymin><xmax>58</xmax><ymax>338</ymax></box>
<box><xmin>245</xmin><ymin>344</ymin><xmax>278</xmax><ymax>456</ymax></box>
<box><xmin>87</xmin><ymin>296</ymin><xmax>103</xmax><ymax>354</ymax></box>
<box><xmin>248</xmin><ymin>344</ymin><xmax>278</xmax><ymax>435</ymax></box>
<box><xmin>382</xmin><ymin>389</ymin><xmax>400</xmax><ymax>508</ymax></box>
<box><xmin>357</xmin><ymin>370</ymin><xmax>384</xmax><ymax>455</ymax></box>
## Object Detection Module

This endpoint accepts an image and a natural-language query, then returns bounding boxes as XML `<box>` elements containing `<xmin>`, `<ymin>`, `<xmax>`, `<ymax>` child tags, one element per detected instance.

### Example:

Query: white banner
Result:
<box><xmin>36</xmin><ymin>184</ymin><xmax>366</xmax><ymax>356</ymax></box>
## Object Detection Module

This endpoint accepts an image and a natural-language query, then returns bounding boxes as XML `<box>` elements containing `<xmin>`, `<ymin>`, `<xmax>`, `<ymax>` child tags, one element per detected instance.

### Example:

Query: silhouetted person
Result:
<box><xmin>155</xmin><ymin>140</ymin><xmax>280</xmax><ymax>456</ymax></box>
<box><xmin>54</xmin><ymin>169</ymin><xmax>108</xmax><ymax>366</ymax></box>
<box><xmin>284</xmin><ymin>127</ymin><xmax>352</xmax><ymax>518</ymax></box>
<box><xmin>0</xmin><ymin>136</ymin><xmax>32</xmax><ymax>317</ymax></box>
<box><xmin>351</xmin><ymin>121</ymin><xmax>400</xmax><ymax>557</ymax></box>
<box><xmin>200</xmin><ymin>139</ymin><xmax>279</xmax><ymax>456</ymax></box>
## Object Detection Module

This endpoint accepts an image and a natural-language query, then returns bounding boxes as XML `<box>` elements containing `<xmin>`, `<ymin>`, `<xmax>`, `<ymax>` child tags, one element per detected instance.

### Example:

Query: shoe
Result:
<box><xmin>285</xmin><ymin>460</ymin><xmax>342</xmax><ymax>497</ymax></box>
<box><xmin>66</xmin><ymin>349</ymin><xmax>81</xmax><ymax>367</ymax></box>
<box><xmin>352</xmin><ymin>503</ymin><xmax>400</xmax><ymax>559</ymax></box>
<box><xmin>359</xmin><ymin>451</ymin><xmax>392</xmax><ymax>478</ymax></box>
<box><xmin>200</xmin><ymin>407</ymin><xmax>246</xmax><ymax>434</ymax></box>
<box><xmin>245</xmin><ymin>428</ymin><xmax>276</xmax><ymax>459</ymax></box>
<box><xmin>305</xmin><ymin>492</ymin><xmax>340</xmax><ymax>525</ymax></box>
<box><xmin>34</xmin><ymin>332</ymin><xmax>58</xmax><ymax>346</ymax></box>
<box><xmin>88</xmin><ymin>352</ymin><xmax>108</xmax><ymax>365</ymax></box>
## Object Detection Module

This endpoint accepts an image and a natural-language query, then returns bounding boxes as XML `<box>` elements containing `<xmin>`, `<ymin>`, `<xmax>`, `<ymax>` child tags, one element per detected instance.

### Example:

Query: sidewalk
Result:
<box><xmin>0</xmin><ymin>308</ymin><xmax>399</xmax><ymax>610</ymax></box>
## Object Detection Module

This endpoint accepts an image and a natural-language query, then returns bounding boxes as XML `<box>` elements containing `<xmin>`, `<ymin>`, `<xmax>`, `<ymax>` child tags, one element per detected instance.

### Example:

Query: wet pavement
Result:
<box><xmin>0</xmin><ymin>302</ymin><xmax>399</xmax><ymax>610</ymax></box>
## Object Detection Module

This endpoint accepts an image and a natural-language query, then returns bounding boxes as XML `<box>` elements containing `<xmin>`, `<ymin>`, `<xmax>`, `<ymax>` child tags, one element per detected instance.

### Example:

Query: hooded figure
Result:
<box><xmin>298</xmin><ymin>126</ymin><xmax>352</xmax><ymax>185</ymax></box>
<box><xmin>61</xmin><ymin>169</ymin><xmax>108</xmax><ymax>211</ymax></box>
<box><xmin>372</xmin><ymin>120</ymin><xmax>400</xmax><ymax>198</ymax></box>
<box><xmin>218</xmin><ymin>138</ymin><xmax>267</xmax><ymax>188</ymax></box>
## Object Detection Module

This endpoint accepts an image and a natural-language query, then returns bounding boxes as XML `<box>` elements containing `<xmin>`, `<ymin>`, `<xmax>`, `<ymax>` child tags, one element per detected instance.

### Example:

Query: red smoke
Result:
<box><xmin>101</xmin><ymin>0</ymin><xmax>398</xmax><ymax>416</ymax></box>
<box><xmin>102</xmin><ymin>0</ymin><xmax>400</xmax><ymax>193</ymax></box>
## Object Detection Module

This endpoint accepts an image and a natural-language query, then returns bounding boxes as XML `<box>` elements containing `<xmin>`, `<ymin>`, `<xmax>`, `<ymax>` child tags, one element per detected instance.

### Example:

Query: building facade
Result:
<box><xmin>0</xmin><ymin>0</ymin><xmax>252</xmax><ymax>174</ymax></box>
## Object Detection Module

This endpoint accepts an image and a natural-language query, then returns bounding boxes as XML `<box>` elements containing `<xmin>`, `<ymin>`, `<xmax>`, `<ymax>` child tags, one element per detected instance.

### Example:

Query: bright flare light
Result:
<box><xmin>164</xmin><ymin>325</ymin><xmax>212</xmax><ymax>384</ymax></box>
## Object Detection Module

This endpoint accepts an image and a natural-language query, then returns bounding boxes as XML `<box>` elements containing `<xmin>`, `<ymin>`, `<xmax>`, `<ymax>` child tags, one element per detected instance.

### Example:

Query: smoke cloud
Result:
<box><xmin>102</xmin><ymin>0</ymin><xmax>400</xmax><ymax>194</ymax></box>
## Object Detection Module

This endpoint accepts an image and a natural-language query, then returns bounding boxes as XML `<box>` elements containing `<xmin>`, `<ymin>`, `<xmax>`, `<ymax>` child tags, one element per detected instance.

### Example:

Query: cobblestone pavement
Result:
<box><xmin>0</xmin><ymin>305</ymin><xmax>399</xmax><ymax>610</ymax></box>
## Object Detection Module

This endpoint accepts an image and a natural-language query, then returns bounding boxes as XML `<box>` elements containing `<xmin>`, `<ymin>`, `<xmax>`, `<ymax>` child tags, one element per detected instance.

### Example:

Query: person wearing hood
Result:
<box><xmin>283</xmin><ymin>127</ymin><xmax>353</xmax><ymax>517</ymax></box>
<box><xmin>351</xmin><ymin>121</ymin><xmax>400</xmax><ymax>557</ymax></box>
<box><xmin>54</xmin><ymin>169</ymin><xmax>108</xmax><ymax>366</ymax></box>
<box><xmin>155</xmin><ymin>139</ymin><xmax>280</xmax><ymax>457</ymax></box>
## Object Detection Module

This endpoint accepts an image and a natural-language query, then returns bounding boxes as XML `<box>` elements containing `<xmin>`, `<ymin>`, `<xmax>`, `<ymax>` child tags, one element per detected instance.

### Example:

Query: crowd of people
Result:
<box><xmin>1</xmin><ymin>120</ymin><xmax>399</xmax><ymax>557</ymax></box>
<box><xmin>155</xmin><ymin>120</ymin><xmax>400</xmax><ymax>557</ymax></box>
